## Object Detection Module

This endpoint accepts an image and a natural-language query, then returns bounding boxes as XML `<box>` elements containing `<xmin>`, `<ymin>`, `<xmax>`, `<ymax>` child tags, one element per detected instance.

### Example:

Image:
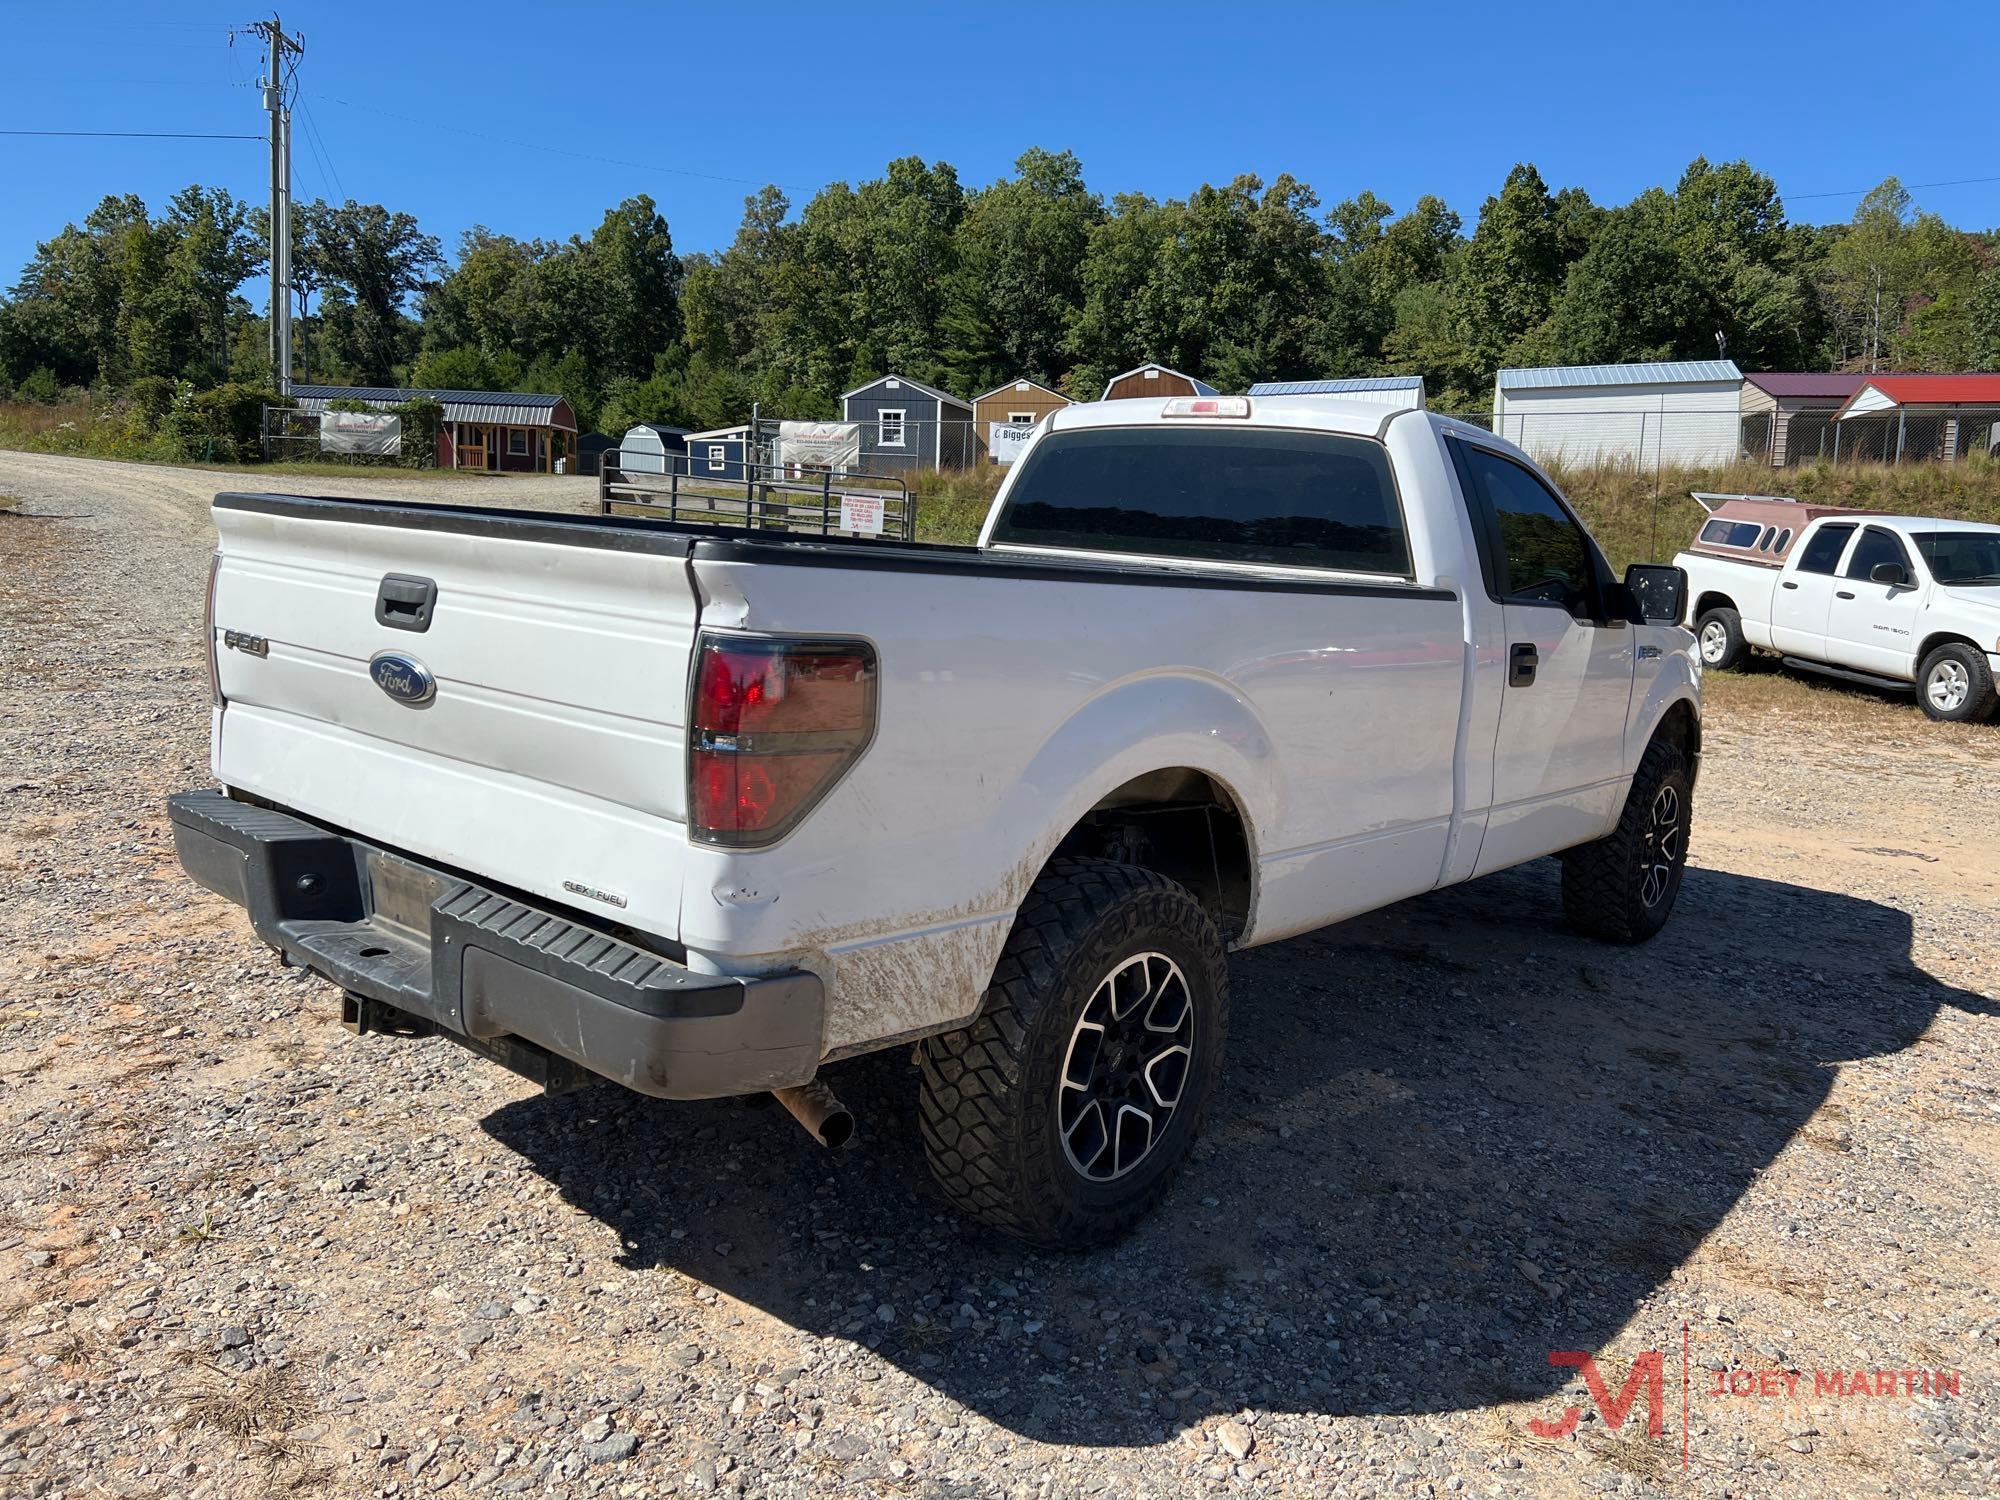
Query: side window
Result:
<box><xmin>707</xmin><ymin>444</ymin><xmax>726</xmax><ymax>472</ymax></box>
<box><xmin>878</xmin><ymin>409</ymin><xmax>907</xmax><ymax>448</ymax></box>
<box><xmin>1455</xmin><ymin>443</ymin><xmax>1598</xmax><ymax>613</ymax></box>
<box><xmin>1845</xmin><ymin>526</ymin><xmax>1910</xmax><ymax>581</ymax></box>
<box><xmin>1794</xmin><ymin>523</ymin><xmax>1856</xmax><ymax>576</ymax></box>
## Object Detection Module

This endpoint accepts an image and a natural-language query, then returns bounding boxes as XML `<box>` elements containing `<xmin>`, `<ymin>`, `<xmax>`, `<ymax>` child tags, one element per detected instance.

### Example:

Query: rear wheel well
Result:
<box><xmin>1693</xmin><ymin>591</ymin><xmax>1738</xmax><ymax>621</ymax></box>
<box><xmin>1046</xmin><ymin>770</ymin><xmax>1253</xmax><ymax>942</ymax></box>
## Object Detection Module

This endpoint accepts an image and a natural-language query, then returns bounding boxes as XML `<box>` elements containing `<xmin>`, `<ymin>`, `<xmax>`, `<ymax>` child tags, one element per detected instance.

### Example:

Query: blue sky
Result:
<box><xmin>4</xmin><ymin>0</ymin><xmax>1997</xmax><ymax>294</ymax></box>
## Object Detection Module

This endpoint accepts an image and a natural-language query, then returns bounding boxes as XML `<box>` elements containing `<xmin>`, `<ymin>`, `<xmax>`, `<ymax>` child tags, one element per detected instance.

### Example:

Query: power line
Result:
<box><xmin>0</xmin><ymin>128</ymin><xmax>262</xmax><ymax>140</ymax></box>
<box><xmin>312</xmin><ymin>92</ymin><xmax>793</xmax><ymax>192</ymax></box>
<box><xmin>1790</xmin><ymin>173</ymin><xmax>2000</xmax><ymax>202</ymax></box>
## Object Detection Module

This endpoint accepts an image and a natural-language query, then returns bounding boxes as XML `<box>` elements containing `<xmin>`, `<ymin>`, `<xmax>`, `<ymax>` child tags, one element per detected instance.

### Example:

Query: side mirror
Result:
<box><xmin>1870</xmin><ymin>562</ymin><xmax>1910</xmax><ymax>587</ymax></box>
<box><xmin>1623</xmin><ymin>563</ymin><xmax>1687</xmax><ymax>626</ymax></box>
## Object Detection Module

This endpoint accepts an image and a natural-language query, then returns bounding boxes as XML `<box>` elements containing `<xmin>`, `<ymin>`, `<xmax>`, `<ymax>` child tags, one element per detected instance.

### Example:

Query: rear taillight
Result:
<box><xmin>688</xmin><ymin>634</ymin><xmax>877</xmax><ymax>847</ymax></box>
<box><xmin>205</xmin><ymin>550</ymin><xmax>224</xmax><ymax>707</ymax></box>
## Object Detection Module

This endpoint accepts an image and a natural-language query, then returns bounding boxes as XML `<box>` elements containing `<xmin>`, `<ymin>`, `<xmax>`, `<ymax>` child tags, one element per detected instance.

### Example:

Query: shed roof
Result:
<box><xmin>685</xmin><ymin>424</ymin><xmax>752</xmax><ymax>442</ymax></box>
<box><xmin>1742</xmin><ymin>371</ymin><xmax>1866</xmax><ymax>399</ymax></box>
<box><xmin>1836</xmin><ymin>374</ymin><xmax>2000</xmax><ymax>419</ymax></box>
<box><xmin>839</xmin><ymin>373</ymin><xmax>971</xmax><ymax>410</ymax></box>
<box><xmin>972</xmin><ymin>377</ymin><xmax>1071</xmax><ymax>405</ymax></box>
<box><xmin>1249</xmin><ymin>376</ymin><xmax>1422</xmax><ymax>395</ymax></box>
<box><xmin>628</xmin><ymin>422</ymin><xmax>691</xmax><ymax>437</ymax></box>
<box><xmin>1496</xmin><ymin>360</ymin><xmax>1742</xmax><ymax>392</ymax></box>
<box><xmin>1102</xmin><ymin>364</ymin><xmax>1219</xmax><ymax>399</ymax></box>
<box><xmin>290</xmin><ymin>383</ymin><xmax>576</xmax><ymax>428</ymax></box>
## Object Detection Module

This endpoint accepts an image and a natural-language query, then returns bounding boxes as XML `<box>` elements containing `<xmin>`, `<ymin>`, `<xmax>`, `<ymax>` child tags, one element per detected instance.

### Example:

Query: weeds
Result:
<box><xmin>175</xmin><ymin>1211</ymin><xmax>219</xmax><ymax>1246</ymax></box>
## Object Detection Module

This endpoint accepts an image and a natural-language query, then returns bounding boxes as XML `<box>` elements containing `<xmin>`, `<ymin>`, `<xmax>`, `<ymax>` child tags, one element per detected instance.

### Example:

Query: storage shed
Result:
<box><xmin>842</xmin><ymin>374</ymin><xmax>974</xmax><ymax>470</ymax></box>
<box><xmin>1832</xmin><ymin>375</ymin><xmax>2000</xmax><ymax>463</ymax></box>
<box><xmin>614</xmin><ymin>423</ymin><xmax>691</xmax><ymax>478</ymax></box>
<box><xmin>1248</xmin><ymin>376</ymin><xmax>1426</xmax><ymax>411</ymax></box>
<box><xmin>971</xmin><ymin>378</ymin><xmax>1073</xmax><ymax>462</ymax></box>
<box><xmin>574</xmin><ymin>433</ymin><xmax>618</xmax><ymax>477</ymax></box>
<box><xmin>1739</xmin><ymin>373</ymin><xmax>1864</xmax><ymax>467</ymax></box>
<box><xmin>290</xmin><ymin>384</ymin><xmax>578</xmax><ymax>472</ymax></box>
<box><xmin>1101</xmin><ymin>363</ymin><xmax>1217</xmax><ymax>402</ymax></box>
<box><xmin>1492</xmin><ymin>360</ymin><xmax>1744</xmax><ymax>467</ymax></box>
<box><xmin>684</xmin><ymin>425</ymin><xmax>755</xmax><ymax>481</ymax></box>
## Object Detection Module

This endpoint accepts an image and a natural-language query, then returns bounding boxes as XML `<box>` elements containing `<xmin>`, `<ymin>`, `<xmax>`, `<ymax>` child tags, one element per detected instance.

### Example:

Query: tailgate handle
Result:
<box><xmin>375</xmin><ymin>574</ymin><xmax>438</xmax><ymax>633</ymax></box>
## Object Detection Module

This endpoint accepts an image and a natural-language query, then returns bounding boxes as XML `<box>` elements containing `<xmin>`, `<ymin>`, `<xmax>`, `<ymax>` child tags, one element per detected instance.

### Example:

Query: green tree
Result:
<box><xmin>940</xmin><ymin>148</ymin><xmax>1104</xmax><ymax>395</ymax></box>
<box><xmin>589</xmin><ymin>194</ymin><xmax>683</xmax><ymax>378</ymax></box>
<box><xmin>317</xmin><ymin>201</ymin><xmax>441</xmax><ymax>384</ymax></box>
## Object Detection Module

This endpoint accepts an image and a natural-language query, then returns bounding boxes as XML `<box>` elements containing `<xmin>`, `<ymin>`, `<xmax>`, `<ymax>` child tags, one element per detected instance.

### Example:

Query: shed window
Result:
<box><xmin>707</xmin><ymin>444</ymin><xmax>726</xmax><ymax>472</ymax></box>
<box><xmin>878</xmin><ymin>409</ymin><xmax>906</xmax><ymax>448</ymax></box>
<box><xmin>1008</xmin><ymin>412</ymin><xmax>1036</xmax><ymax>425</ymax></box>
<box><xmin>507</xmin><ymin>429</ymin><xmax>529</xmax><ymax>457</ymax></box>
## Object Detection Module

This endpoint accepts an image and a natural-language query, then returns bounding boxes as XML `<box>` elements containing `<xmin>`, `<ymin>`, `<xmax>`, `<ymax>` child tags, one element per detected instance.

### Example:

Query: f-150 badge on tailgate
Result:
<box><xmin>369</xmin><ymin>651</ymin><xmax>436</xmax><ymax>706</ymax></box>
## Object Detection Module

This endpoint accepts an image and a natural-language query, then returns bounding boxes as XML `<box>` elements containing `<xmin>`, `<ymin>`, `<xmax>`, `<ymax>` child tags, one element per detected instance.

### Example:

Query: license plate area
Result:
<box><xmin>366</xmin><ymin>850</ymin><xmax>454</xmax><ymax>941</ymax></box>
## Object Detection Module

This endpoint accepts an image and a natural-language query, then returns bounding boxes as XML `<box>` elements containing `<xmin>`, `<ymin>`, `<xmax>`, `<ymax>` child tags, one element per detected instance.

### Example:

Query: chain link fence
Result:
<box><xmin>746</xmin><ymin>407</ymin><xmax>2000</xmax><ymax>477</ymax></box>
<box><xmin>1431</xmin><ymin>406</ymin><xmax>2000</xmax><ymax>473</ymax></box>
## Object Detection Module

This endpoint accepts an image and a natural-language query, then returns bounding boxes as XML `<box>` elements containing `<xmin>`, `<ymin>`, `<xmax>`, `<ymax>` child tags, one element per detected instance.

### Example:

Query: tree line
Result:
<box><xmin>4</xmin><ymin>149</ymin><xmax>1998</xmax><ymax>437</ymax></box>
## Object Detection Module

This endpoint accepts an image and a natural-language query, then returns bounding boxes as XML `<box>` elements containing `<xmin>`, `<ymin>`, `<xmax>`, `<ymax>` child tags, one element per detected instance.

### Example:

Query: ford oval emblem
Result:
<box><xmin>369</xmin><ymin>651</ymin><xmax>437</xmax><ymax>706</ymax></box>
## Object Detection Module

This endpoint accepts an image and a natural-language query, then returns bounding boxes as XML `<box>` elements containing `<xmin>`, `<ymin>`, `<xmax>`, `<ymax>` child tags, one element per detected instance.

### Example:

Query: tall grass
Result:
<box><xmin>905</xmin><ymin>451</ymin><xmax>2000</xmax><ymax>567</ymax></box>
<box><xmin>1550</xmin><ymin>453</ymin><xmax>2000</xmax><ymax>572</ymax></box>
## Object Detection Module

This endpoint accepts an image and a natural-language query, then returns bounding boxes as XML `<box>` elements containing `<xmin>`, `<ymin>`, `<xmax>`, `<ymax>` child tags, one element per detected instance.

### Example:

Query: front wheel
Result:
<box><xmin>1561</xmin><ymin>738</ymin><xmax>1693</xmax><ymax>944</ymax></box>
<box><xmin>917</xmin><ymin>857</ymin><xmax>1228</xmax><ymax>1248</ymax></box>
<box><xmin>1916</xmin><ymin>642</ymin><xmax>1999</xmax><ymax>723</ymax></box>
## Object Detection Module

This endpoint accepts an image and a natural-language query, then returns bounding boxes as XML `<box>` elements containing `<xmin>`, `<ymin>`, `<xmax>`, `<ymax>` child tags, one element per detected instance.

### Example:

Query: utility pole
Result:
<box><xmin>250</xmin><ymin>15</ymin><xmax>304</xmax><ymax>396</ymax></box>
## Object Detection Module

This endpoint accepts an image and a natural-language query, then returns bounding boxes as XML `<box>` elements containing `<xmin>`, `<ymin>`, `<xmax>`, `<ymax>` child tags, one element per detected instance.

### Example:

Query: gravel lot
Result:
<box><xmin>2</xmin><ymin>451</ymin><xmax>1995</xmax><ymax>1499</ymax></box>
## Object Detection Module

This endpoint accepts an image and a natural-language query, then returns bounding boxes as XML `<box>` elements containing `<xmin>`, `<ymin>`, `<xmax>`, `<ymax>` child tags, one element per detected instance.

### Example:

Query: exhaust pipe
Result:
<box><xmin>772</xmin><ymin>1080</ymin><xmax>854</xmax><ymax>1148</ymax></box>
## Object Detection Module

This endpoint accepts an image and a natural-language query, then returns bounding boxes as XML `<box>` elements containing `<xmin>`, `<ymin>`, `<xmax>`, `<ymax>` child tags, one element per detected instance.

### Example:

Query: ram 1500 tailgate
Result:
<box><xmin>207</xmin><ymin>493</ymin><xmax>699</xmax><ymax>938</ymax></box>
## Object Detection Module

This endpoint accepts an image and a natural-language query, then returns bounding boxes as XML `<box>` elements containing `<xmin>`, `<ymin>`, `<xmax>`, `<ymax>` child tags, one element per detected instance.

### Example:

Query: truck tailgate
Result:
<box><xmin>208</xmin><ymin>494</ymin><xmax>700</xmax><ymax>939</ymax></box>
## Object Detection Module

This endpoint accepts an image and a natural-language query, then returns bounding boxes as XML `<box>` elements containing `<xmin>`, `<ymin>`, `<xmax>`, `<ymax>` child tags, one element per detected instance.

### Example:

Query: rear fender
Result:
<box><xmin>989</xmin><ymin>670</ymin><xmax>1276</xmax><ymax>919</ymax></box>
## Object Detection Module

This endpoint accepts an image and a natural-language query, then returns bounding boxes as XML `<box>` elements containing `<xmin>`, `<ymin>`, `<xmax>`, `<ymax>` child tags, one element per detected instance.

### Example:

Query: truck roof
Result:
<box><xmin>1046</xmin><ymin>393</ymin><xmax>1419</xmax><ymax>440</ymax></box>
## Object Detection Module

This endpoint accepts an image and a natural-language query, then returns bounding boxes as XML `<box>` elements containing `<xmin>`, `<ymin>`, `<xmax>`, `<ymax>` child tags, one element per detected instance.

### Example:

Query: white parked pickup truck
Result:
<box><xmin>171</xmin><ymin>396</ymin><xmax>1701</xmax><ymax>1245</ymax></box>
<box><xmin>1677</xmin><ymin>493</ymin><xmax>2000</xmax><ymax>722</ymax></box>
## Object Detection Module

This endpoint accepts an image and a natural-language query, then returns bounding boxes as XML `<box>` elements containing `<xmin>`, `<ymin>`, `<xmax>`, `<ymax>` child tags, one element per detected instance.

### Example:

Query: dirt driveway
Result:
<box><xmin>2</xmin><ymin>452</ymin><xmax>1995</xmax><ymax>1498</ymax></box>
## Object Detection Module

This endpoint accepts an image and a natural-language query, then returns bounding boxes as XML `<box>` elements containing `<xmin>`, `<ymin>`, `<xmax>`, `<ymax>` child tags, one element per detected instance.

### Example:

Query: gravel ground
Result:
<box><xmin>2</xmin><ymin>451</ymin><xmax>1995</xmax><ymax>1499</ymax></box>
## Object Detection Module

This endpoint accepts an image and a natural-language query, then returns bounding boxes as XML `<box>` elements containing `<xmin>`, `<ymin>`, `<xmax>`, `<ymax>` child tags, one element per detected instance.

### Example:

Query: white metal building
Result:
<box><xmin>1248</xmin><ymin>376</ymin><xmax>1425</xmax><ymax>411</ymax></box>
<box><xmin>1492</xmin><ymin>360</ymin><xmax>1744</xmax><ymax>467</ymax></box>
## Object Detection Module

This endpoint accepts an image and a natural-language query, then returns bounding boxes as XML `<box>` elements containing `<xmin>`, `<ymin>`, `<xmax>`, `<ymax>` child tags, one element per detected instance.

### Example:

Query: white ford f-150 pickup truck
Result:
<box><xmin>171</xmin><ymin>395</ymin><xmax>1701</xmax><ymax>1245</ymax></box>
<box><xmin>1677</xmin><ymin>493</ymin><xmax>2000</xmax><ymax>722</ymax></box>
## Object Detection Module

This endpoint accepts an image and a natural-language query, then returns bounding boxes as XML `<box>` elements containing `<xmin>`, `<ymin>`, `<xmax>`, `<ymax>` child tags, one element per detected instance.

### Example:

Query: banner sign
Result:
<box><xmin>319</xmin><ymin>411</ymin><xmax>402</xmax><ymax>456</ymax></box>
<box><xmin>776</xmin><ymin>420</ymin><xmax>860</xmax><ymax>471</ymax></box>
<box><xmin>988</xmin><ymin>422</ymin><xmax>1036</xmax><ymax>463</ymax></box>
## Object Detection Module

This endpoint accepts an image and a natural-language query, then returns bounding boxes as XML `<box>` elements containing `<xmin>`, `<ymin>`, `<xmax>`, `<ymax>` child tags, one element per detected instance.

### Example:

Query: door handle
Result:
<box><xmin>1835</xmin><ymin>590</ymin><xmax>1855</xmax><ymax>600</ymax></box>
<box><xmin>1509</xmin><ymin>642</ymin><xmax>1539</xmax><ymax>687</ymax></box>
<box><xmin>1781</xmin><ymin>581</ymin><xmax>1799</xmax><ymax>590</ymax></box>
<box><xmin>375</xmin><ymin>574</ymin><xmax>438</xmax><ymax>632</ymax></box>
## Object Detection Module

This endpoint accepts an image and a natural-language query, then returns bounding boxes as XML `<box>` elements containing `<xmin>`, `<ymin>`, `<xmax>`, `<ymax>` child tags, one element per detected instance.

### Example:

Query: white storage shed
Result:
<box><xmin>1492</xmin><ymin>360</ymin><xmax>1744</xmax><ymax>467</ymax></box>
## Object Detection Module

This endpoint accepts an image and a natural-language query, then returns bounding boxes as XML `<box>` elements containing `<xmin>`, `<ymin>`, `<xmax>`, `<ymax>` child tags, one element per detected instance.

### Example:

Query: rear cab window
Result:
<box><xmin>988</xmin><ymin>425</ymin><xmax>1412</xmax><ymax>577</ymax></box>
<box><xmin>1794</xmin><ymin>523</ymin><xmax>1857</xmax><ymax>576</ymax></box>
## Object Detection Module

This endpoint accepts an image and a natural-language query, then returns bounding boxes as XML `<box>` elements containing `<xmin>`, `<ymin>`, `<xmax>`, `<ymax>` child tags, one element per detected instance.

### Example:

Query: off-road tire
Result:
<box><xmin>1915</xmin><ymin>642</ymin><xmax>1998</xmax><ymax>723</ymax></box>
<box><xmin>1560</xmin><ymin>738</ymin><xmax>1692</xmax><ymax>944</ymax></box>
<box><xmin>1695</xmin><ymin>607</ymin><xmax>1748</xmax><ymax>671</ymax></box>
<box><xmin>917</xmin><ymin>857</ymin><xmax>1228</xmax><ymax>1248</ymax></box>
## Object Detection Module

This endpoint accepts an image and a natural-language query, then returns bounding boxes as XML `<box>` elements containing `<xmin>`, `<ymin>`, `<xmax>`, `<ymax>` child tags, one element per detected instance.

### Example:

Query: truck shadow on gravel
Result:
<box><xmin>481</xmin><ymin>859</ymin><xmax>1993</xmax><ymax>1448</ymax></box>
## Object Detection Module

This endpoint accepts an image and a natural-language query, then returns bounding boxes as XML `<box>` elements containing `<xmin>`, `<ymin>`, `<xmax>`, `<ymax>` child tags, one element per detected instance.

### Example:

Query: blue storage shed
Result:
<box><xmin>841</xmin><ymin>374</ymin><xmax>975</xmax><ymax>471</ymax></box>
<box><xmin>684</xmin><ymin>424</ymin><xmax>755</xmax><ymax>481</ymax></box>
